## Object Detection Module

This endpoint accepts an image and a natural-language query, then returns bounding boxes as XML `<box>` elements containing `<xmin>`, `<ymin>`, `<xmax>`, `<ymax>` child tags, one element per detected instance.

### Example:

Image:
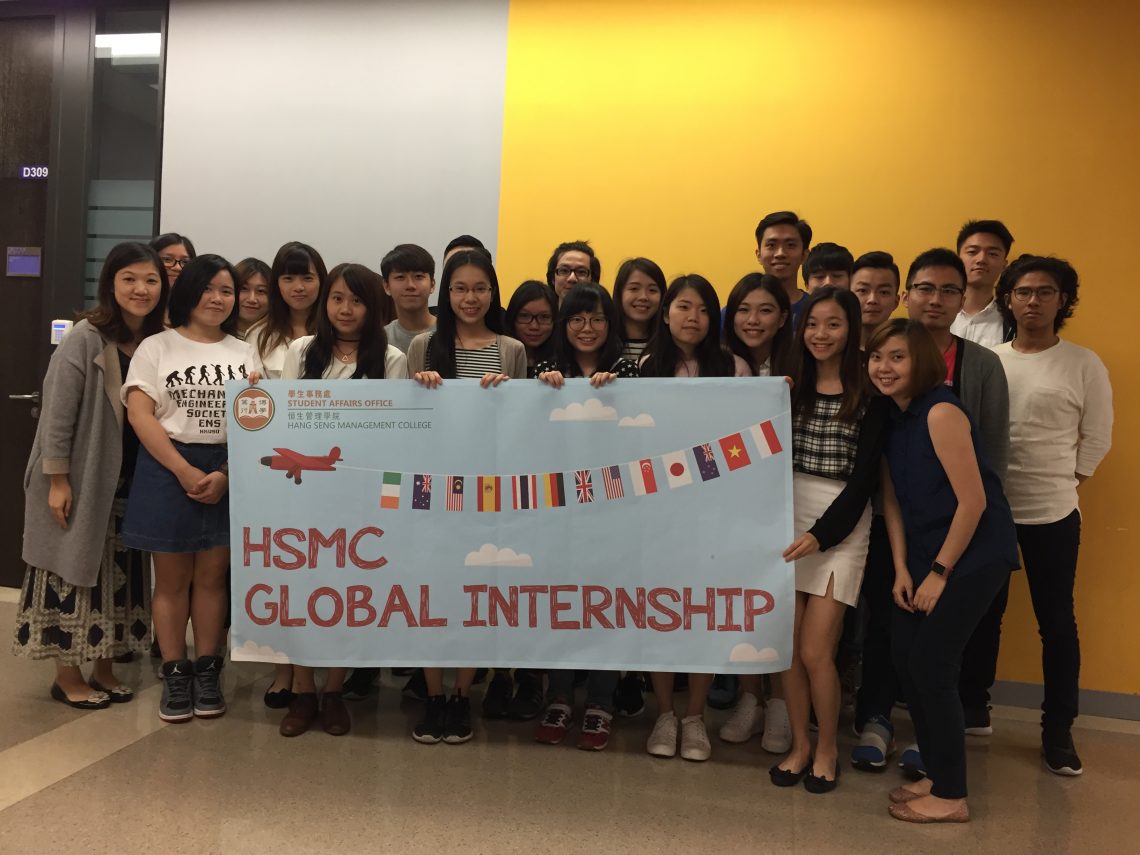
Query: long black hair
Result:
<box><xmin>724</xmin><ymin>273</ymin><xmax>792</xmax><ymax>376</ymax></box>
<box><xmin>302</xmin><ymin>263</ymin><xmax>391</xmax><ymax>379</ymax></box>
<box><xmin>504</xmin><ymin>279</ymin><xmax>558</xmax><ymax>363</ymax></box>
<box><xmin>640</xmin><ymin>275</ymin><xmax>735</xmax><ymax>377</ymax></box>
<box><xmin>254</xmin><ymin>241</ymin><xmax>327</xmax><ymax>360</ymax></box>
<box><xmin>789</xmin><ymin>286</ymin><xmax>865</xmax><ymax>421</ymax></box>
<box><xmin>426</xmin><ymin>249</ymin><xmax>505</xmax><ymax>379</ymax></box>
<box><xmin>549</xmin><ymin>282</ymin><xmax>623</xmax><ymax>376</ymax></box>
<box><xmin>84</xmin><ymin>241</ymin><xmax>169</xmax><ymax>343</ymax></box>
<box><xmin>612</xmin><ymin>257</ymin><xmax>666</xmax><ymax>342</ymax></box>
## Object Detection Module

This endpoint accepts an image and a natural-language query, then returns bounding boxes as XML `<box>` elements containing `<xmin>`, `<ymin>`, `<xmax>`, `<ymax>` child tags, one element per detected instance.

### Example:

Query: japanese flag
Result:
<box><xmin>661</xmin><ymin>450</ymin><xmax>693</xmax><ymax>489</ymax></box>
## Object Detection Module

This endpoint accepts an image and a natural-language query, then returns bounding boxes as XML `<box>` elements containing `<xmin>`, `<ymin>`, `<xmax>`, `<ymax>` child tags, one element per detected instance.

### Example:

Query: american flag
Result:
<box><xmin>446</xmin><ymin>476</ymin><xmax>464</xmax><ymax>511</ymax></box>
<box><xmin>575</xmin><ymin>469</ymin><xmax>594</xmax><ymax>503</ymax></box>
<box><xmin>602</xmin><ymin>464</ymin><xmax>624</xmax><ymax>500</ymax></box>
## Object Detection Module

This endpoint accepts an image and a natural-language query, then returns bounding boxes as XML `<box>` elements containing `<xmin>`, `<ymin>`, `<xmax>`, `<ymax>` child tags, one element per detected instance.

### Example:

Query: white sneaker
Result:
<box><xmin>761</xmin><ymin>698</ymin><xmax>792</xmax><ymax>754</ymax></box>
<box><xmin>719</xmin><ymin>692</ymin><xmax>762</xmax><ymax>743</ymax></box>
<box><xmin>647</xmin><ymin>712</ymin><xmax>678</xmax><ymax>758</ymax></box>
<box><xmin>680</xmin><ymin>715</ymin><xmax>711</xmax><ymax>761</ymax></box>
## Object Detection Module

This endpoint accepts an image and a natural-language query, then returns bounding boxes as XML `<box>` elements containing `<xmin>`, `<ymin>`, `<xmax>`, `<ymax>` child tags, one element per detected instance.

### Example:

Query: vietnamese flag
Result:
<box><xmin>718</xmin><ymin>433</ymin><xmax>752</xmax><ymax>471</ymax></box>
<box><xmin>477</xmin><ymin>475</ymin><xmax>501</xmax><ymax>512</ymax></box>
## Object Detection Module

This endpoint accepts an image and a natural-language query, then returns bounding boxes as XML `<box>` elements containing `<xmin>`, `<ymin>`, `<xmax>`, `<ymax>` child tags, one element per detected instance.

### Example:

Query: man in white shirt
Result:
<box><xmin>381</xmin><ymin>244</ymin><xmax>436</xmax><ymax>354</ymax></box>
<box><xmin>993</xmin><ymin>255</ymin><xmax>1112</xmax><ymax>778</ymax></box>
<box><xmin>951</xmin><ymin>219</ymin><xmax>1014</xmax><ymax>347</ymax></box>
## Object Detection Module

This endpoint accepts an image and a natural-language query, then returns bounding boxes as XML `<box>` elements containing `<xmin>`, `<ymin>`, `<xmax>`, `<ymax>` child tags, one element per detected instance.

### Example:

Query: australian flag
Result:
<box><xmin>575</xmin><ymin>469</ymin><xmax>594</xmax><ymax>504</ymax></box>
<box><xmin>693</xmin><ymin>443</ymin><xmax>721</xmax><ymax>481</ymax></box>
<box><xmin>413</xmin><ymin>474</ymin><xmax>432</xmax><ymax>510</ymax></box>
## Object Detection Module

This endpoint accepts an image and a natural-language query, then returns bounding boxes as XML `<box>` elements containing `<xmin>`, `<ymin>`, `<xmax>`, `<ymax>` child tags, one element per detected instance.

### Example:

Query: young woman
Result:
<box><xmin>14</xmin><ymin>242</ymin><xmax>168</xmax><ymax>708</ymax></box>
<box><xmin>247</xmin><ymin>241</ymin><xmax>325</xmax><ymax>379</ymax></box>
<box><xmin>275</xmin><ymin>263</ymin><xmax>408</xmax><ymax>738</ymax></box>
<box><xmin>406</xmin><ymin>249</ymin><xmax>526</xmax><ymax>744</ymax></box>
<box><xmin>771</xmin><ymin>286</ymin><xmax>889</xmax><ymax>793</ymax></box>
<box><xmin>150</xmin><ymin>233</ymin><xmax>196</xmax><ymax>288</ymax></box>
<box><xmin>530</xmin><ymin>282</ymin><xmax>637</xmax><ymax>751</ymax></box>
<box><xmin>724</xmin><ymin>272</ymin><xmax>792</xmax><ymax>377</ymax></box>
<box><xmin>867</xmin><ymin>319</ymin><xmax>1018</xmax><ymax>823</ymax></box>
<box><xmin>504</xmin><ymin>280</ymin><xmax>558</xmax><ymax>377</ymax></box>
<box><xmin>234</xmin><ymin>257</ymin><xmax>271</xmax><ymax>339</ymax></box>
<box><xmin>638</xmin><ymin>274</ymin><xmax>746</xmax><ymax>762</ymax></box>
<box><xmin>613</xmin><ymin>257</ymin><xmax>665</xmax><ymax>364</ymax></box>
<box><xmin>121</xmin><ymin>255</ymin><xmax>247</xmax><ymax>723</ymax></box>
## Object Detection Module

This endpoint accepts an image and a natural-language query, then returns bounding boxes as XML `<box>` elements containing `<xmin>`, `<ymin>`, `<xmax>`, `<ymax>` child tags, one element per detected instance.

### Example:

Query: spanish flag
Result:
<box><xmin>477</xmin><ymin>475</ymin><xmax>501</xmax><ymax>512</ymax></box>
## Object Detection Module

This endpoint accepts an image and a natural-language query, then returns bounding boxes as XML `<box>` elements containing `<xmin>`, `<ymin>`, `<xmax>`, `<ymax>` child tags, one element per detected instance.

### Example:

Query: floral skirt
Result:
<box><xmin>12</xmin><ymin>479</ymin><xmax>151</xmax><ymax>665</ymax></box>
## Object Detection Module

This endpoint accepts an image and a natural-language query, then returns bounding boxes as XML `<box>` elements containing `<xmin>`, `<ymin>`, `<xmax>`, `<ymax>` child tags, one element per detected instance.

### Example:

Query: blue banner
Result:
<box><xmin>226</xmin><ymin>378</ymin><xmax>794</xmax><ymax>673</ymax></box>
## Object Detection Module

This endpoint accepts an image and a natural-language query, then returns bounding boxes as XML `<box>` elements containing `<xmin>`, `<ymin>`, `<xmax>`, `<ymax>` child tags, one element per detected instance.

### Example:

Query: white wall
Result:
<box><xmin>161</xmin><ymin>0</ymin><xmax>509</xmax><ymax>292</ymax></box>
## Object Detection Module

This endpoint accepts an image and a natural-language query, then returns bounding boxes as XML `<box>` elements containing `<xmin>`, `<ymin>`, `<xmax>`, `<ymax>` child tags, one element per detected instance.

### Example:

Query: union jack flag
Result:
<box><xmin>575</xmin><ymin>469</ymin><xmax>594</xmax><ymax>503</ymax></box>
<box><xmin>602</xmin><ymin>464</ymin><xmax>624</xmax><ymax>500</ymax></box>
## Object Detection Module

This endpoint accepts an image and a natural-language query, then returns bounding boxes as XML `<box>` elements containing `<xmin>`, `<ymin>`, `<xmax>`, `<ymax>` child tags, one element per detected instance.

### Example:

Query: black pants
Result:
<box><xmin>1018</xmin><ymin>509</ymin><xmax>1081</xmax><ymax>742</ymax></box>
<box><xmin>854</xmin><ymin>516</ymin><xmax>897</xmax><ymax>727</ymax></box>
<box><xmin>957</xmin><ymin>569</ymin><xmax>1011</xmax><ymax>712</ymax></box>
<box><xmin>892</xmin><ymin>565</ymin><xmax>1010</xmax><ymax>799</ymax></box>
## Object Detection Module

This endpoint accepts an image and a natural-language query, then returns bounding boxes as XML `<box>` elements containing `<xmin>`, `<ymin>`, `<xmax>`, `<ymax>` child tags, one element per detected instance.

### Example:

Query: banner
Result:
<box><xmin>227</xmin><ymin>378</ymin><xmax>794</xmax><ymax>673</ymax></box>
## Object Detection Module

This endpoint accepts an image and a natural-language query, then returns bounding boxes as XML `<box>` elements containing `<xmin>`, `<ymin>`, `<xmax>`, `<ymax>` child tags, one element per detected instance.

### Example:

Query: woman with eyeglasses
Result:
<box><xmin>505</xmin><ymin>280</ymin><xmax>559</xmax><ymax>377</ymax></box>
<box><xmin>150</xmin><ymin>233</ymin><xmax>196</xmax><ymax>287</ymax></box>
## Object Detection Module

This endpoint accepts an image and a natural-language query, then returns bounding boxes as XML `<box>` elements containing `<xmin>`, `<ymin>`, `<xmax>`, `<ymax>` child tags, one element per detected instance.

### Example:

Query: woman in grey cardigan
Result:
<box><xmin>13</xmin><ymin>242</ymin><xmax>169</xmax><ymax>709</ymax></box>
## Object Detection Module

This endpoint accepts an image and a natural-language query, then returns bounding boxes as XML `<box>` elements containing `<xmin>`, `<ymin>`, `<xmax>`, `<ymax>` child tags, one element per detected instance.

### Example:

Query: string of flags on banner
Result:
<box><xmin>375</xmin><ymin>420</ymin><xmax>782</xmax><ymax>513</ymax></box>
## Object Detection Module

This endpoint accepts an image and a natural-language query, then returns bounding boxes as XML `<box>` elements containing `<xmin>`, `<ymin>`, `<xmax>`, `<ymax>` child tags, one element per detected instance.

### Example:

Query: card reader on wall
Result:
<box><xmin>6</xmin><ymin>246</ymin><xmax>42</xmax><ymax>277</ymax></box>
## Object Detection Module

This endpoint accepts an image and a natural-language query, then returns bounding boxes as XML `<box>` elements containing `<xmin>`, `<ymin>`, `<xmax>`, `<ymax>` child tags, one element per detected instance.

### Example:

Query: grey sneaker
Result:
<box><xmin>192</xmin><ymin>655</ymin><xmax>227</xmax><ymax>718</ymax></box>
<box><xmin>159</xmin><ymin>659</ymin><xmax>194</xmax><ymax>723</ymax></box>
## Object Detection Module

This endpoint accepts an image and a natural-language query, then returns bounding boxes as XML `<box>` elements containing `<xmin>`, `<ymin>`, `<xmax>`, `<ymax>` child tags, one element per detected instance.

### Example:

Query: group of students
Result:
<box><xmin>14</xmin><ymin>212</ymin><xmax>1112</xmax><ymax>825</ymax></box>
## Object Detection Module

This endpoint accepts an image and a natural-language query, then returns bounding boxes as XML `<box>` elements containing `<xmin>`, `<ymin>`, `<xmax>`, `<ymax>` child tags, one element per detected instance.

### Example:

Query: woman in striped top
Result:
<box><xmin>406</xmin><ymin>249</ymin><xmax>525</xmax><ymax>745</ymax></box>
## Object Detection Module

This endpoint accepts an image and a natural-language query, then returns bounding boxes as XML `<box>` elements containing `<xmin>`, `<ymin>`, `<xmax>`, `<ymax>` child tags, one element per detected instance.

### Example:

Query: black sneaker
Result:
<box><xmin>413</xmin><ymin>695</ymin><xmax>447</xmax><ymax>743</ymax></box>
<box><xmin>342</xmin><ymin>668</ymin><xmax>379</xmax><ymax>701</ymax></box>
<box><xmin>159</xmin><ymin>659</ymin><xmax>194</xmax><ymax>723</ymax></box>
<box><xmin>1043</xmin><ymin>736</ymin><xmax>1083</xmax><ymax>776</ymax></box>
<box><xmin>507</xmin><ymin>670</ymin><xmax>544</xmax><ymax>720</ymax></box>
<box><xmin>192</xmin><ymin>655</ymin><xmax>226</xmax><ymax>718</ymax></box>
<box><xmin>964</xmin><ymin>705</ymin><xmax>993</xmax><ymax>736</ymax></box>
<box><xmin>443</xmin><ymin>694</ymin><xmax>473</xmax><ymax>744</ymax></box>
<box><xmin>482</xmin><ymin>670</ymin><xmax>514</xmax><ymax>719</ymax></box>
<box><xmin>613</xmin><ymin>673</ymin><xmax>646</xmax><ymax>718</ymax></box>
<box><xmin>402</xmin><ymin>669</ymin><xmax>428</xmax><ymax>702</ymax></box>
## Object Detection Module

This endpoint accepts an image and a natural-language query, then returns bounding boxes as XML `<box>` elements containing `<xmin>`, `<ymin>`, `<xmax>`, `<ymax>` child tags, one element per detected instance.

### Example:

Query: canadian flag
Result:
<box><xmin>627</xmin><ymin>458</ymin><xmax>658</xmax><ymax>496</ymax></box>
<box><xmin>661</xmin><ymin>450</ymin><xmax>693</xmax><ymax>488</ymax></box>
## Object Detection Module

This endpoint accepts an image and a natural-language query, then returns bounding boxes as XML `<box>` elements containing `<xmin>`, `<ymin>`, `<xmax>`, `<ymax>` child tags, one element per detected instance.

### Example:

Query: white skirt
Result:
<box><xmin>793</xmin><ymin>472</ymin><xmax>872</xmax><ymax>607</ymax></box>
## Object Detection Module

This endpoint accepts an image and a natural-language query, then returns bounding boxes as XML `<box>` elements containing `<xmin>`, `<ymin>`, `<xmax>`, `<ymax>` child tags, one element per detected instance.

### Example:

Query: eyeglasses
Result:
<box><xmin>554</xmin><ymin>265</ymin><xmax>591</xmax><ymax>280</ymax></box>
<box><xmin>517</xmin><ymin>312</ymin><xmax>553</xmax><ymax>327</ymax></box>
<box><xmin>1011</xmin><ymin>286</ymin><xmax>1060</xmax><ymax>302</ymax></box>
<box><xmin>567</xmin><ymin>315</ymin><xmax>608</xmax><ymax>331</ymax></box>
<box><xmin>910</xmin><ymin>284</ymin><xmax>964</xmax><ymax>299</ymax></box>
<box><xmin>160</xmin><ymin>256</ymin><xmax>189</xmax><ymax>269</ymax></box>
<box><xmin>450</xmin><ymin>285</ymin><xmax>492</xmax><ymax>297</ymax></box>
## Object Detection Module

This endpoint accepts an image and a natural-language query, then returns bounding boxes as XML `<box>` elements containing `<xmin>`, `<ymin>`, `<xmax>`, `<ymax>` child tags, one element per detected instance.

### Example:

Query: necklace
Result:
<box><xmin>334</xmin><ymin>342</ymin><xmax>358</xmax><ymax>363</ymax></box>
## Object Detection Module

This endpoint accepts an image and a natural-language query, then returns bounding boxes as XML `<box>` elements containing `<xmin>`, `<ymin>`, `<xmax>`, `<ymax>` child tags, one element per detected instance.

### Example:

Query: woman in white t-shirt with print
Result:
<box><xmin>122</xmin><ymin>254</ymin><xmax>247</xmax><ymax>725</ymax></box>
<box><xmin>273</xmin><ymin>262</ymin><xmax>408</xmax><ymax>739</ymax></box>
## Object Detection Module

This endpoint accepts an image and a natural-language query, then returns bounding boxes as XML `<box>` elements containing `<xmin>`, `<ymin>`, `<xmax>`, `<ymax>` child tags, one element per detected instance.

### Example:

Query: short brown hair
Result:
<box><xmin>865</xmin><ymin>318</ymin><xmax>946</xmax><ymax>396</ymax></box>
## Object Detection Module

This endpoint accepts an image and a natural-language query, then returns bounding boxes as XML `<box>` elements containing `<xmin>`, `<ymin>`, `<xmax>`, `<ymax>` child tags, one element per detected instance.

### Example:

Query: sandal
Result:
<box><xmin>888</xmin><ymin>800</ymin><xmax>969</xmax><ymax>823</ymax></box>
<box><xmin>89</xmin><ymin>679</ymin><xmax>134</xmax><ymax>703</ymax></box>
<box><xmin>50</xmin><ymin>683</ymin><xmax>111</xmax><ymax>710</ymax></box>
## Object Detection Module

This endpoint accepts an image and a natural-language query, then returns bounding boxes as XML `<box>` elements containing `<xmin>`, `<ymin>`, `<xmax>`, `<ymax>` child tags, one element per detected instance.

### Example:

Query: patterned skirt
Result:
<box><xmin>12</xmin><ymin>479</ymin><xmax>151</xmax><ymax>665</ymax></box>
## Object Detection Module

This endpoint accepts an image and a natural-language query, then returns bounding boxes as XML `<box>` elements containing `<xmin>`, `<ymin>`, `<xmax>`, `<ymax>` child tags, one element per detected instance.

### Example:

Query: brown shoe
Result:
<box><xmin>888</xmin><ymin>786</ymin><xmax>924</xmax><ymax>804</ymax></box>
<box><xmin>888</xmin><ymin>800</ymin><xmax>969</xmax><ymax>823</ymax></box>
<box><xmin>280</xmin><ymin>692</ymin><xmax>318</xmax><ymax>737</ymax></box>
<box><xmin>320</xmin><ymin>691</ymin><xmax>351</xmax><ymax>736</ymax></box>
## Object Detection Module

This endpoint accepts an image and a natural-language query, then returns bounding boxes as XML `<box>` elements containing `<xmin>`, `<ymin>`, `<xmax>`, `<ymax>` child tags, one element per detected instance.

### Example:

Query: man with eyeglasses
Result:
<box><xmin>951</xmin><ymin>219</ymin><xmax>1015</xmax><ymax>347</ymax></box>
<box><xmin>546</xmin><ymin>240</ymin><xmax>601</xmax><ymax>301</ymax></box>
<box><xmin>903</xmin><ymin>247</ymin><xmax>1011</xmax><ymax>759</ymax></box>
<box><xmin>992</xmin><ymin>255</ymin><xmax>1112</xmax><ymax>777</ymax></box>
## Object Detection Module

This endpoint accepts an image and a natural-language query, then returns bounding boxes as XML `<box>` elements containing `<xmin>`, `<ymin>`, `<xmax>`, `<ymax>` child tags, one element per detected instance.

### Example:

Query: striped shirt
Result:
<box><xmin>620</xmin><ymin>338</ymin><xmax>649</xmax><ymax>364</ymax></box>
<box><xmin>455</xmin><ymin>342</ymin><xmax>504</xmax><ymax>379</ymax></box>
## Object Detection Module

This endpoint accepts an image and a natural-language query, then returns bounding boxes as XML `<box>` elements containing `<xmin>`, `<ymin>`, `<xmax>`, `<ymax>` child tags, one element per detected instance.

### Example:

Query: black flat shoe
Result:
<box><xmin>804</xmin><ymin>762</ymin><xmax>840</xmax><ymax>794</ymax></box>
<box><xmin>264</xmin><ymin>687</ymin><xmax>296</xmax><ymax>709</ymax></box>
<box><xmin>51</xmin><ymin>683</ymin><xmax>111</xmax><ymax>710</ymax></box>
<box><xmin>89</xmin><ymin>679</ymin><xmax>134</xmax><ymax>703</ymax></box>
<box><xmin>769</xmin><ymin>758</ymin><xmax>811</xmax><ymax>787</ymax></box>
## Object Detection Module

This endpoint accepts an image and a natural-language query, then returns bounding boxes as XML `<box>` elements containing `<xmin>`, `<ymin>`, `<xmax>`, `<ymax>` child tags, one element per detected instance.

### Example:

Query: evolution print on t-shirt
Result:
<box><xmin>164</xmin><ymin>361</ymin><xmax>247</xmax><ymax>435</ymax></box>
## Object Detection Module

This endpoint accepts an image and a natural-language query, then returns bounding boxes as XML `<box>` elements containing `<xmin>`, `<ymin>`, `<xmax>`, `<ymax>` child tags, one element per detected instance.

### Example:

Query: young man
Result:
<box><xmin>546</xmin><ymin>240</ymin><xmax>601</xmax><ymax>300</ymax></box>
<box><xmin>951</xmin><ymin>219</ymin><xmax>1014</xmax><ymax>347</ymax></box>
<box><xmin>851</xmin><ymin>251</ymin><xmax>901</xmax><ymax>346</ymax></box>
<box><xmin>904</xmin><ymin>247</ymin><xmax>1010</xmax><ymax>752</ymax></box>
<box><xmin>754</xmin><ymin>210</ymin><xmax>811</xmax><ymax>324</ymax></box>
<box><xmin>993</xmin><ymin>255</ymin><xmax>1112</xmax><ymax>776</ymax></box>
<box><xmin>381</xmin><ymin>243</ymin><xmax>436</xmax><ymax>354</ymax></box>
<box><xmin>802</xmin><ymin>241</ymin><xmax>854</xmax><ymax>292</ymax></box>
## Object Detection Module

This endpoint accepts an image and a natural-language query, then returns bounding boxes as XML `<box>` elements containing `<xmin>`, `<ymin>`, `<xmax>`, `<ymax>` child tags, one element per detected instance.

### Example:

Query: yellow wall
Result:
<box><xmin>496</xmin><ymin>0</ymin><xmax>1140</xmax><ymax>695</ymax></box>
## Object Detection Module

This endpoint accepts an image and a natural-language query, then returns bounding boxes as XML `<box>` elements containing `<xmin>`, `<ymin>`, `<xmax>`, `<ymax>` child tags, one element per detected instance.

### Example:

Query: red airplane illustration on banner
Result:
<box><xmin>259</xmin><ymin>447</ymin><xmax>342</xmax><ymax>484</ymax></box>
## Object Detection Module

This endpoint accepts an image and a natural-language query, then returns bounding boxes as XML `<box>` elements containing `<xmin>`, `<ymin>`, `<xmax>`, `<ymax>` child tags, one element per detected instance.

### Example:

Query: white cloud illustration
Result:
<box><xmin>618</xmin><ymin>413</ymin><xmax>656</xmax><ymax>428</ymax></box>
<box><xmin>464</xmin><ymin>543</ymin><xmax>534</xmax><ymax>567</ymax></box>
<box><xmin>232</xmin><ymin>639</ymin><xmax>291</xmax><ymax>663</ymax></box>
<box><xmin>729</xmin><ymin>643</ymin><xmax>779</xmax><ymax>663</ymax></box>
<box><xmin>549</xmin><ymin>398</ymin><xmax>617</xmax><ymax>422</ymax></box>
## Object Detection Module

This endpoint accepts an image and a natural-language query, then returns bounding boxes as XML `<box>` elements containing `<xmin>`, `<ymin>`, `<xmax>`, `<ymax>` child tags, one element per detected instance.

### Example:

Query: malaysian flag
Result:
<box><xmin>412</xmin><ymin>474</ymin><xmax>432</xmax><ymax>510</ymax></box>
<box><xmin>602</xmin><ymin>464</ymin><xmax>624</xmax><ymax>500</ymax></box>
<box><xmin>575</xmin><ymin>469</ymin><xmax>594</xmax><ymax>504</ymax></box>
<box><xmin>692</xmin><ymin>443</ymin><xmax>720</xmax><ymax>481</ymax></box>
<box><xmin>446</xmin><ymin>475</ymin><xmax>464</xmax><ymax>511</ymax></box>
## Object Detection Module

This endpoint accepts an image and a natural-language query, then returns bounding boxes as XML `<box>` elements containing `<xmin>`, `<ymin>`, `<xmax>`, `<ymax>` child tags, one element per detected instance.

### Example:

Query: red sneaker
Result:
<box><xmin>534</xmin><ymin>702</ymin><xmax>573</xmax><ymax>744</ymax></box>
<box><xmin>577</xmin><ymin>707</ymin><xmax>613</xmax><ymax>751</ymax></box>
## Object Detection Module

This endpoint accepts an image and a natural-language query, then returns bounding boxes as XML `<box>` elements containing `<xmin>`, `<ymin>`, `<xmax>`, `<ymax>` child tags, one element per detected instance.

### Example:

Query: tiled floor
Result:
<box><xmin>1</xmin><ymin>600</ymin><xmax>1138</xmax><ymax>854</ymax></box>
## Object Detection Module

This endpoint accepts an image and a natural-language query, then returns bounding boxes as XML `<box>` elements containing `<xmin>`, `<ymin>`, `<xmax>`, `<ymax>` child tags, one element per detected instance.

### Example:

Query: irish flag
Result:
<box><xmin>380</xmin><ymin>471</ymin><xmax>401</xmax><ymax>509</ymax></box>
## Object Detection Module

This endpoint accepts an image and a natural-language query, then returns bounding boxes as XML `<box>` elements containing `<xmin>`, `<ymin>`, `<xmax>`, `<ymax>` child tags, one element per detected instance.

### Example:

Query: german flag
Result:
<box><xmin>543</xmin><ymin>472</ymin><xmax>566</xmax><ymax>508</ymax></box>
<box><xmin>477</xmin><ymin>475</ymin><xmax>501</xmax><ymax>512</ymax></box>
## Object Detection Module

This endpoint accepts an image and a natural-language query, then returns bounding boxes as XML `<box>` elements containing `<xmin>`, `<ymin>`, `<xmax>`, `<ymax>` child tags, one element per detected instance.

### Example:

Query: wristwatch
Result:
<box><xmin>930</xmin><ymin>561</ymin><xmax>953</xmax><ymax>578</ymax></box>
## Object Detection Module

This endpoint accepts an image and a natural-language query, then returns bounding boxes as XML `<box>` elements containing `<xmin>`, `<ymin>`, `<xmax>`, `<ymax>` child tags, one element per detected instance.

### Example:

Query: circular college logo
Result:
<box><xmin>233</xmin><ymin>387</ymin><xmax>274</xmax><ymax>431</ymax></box>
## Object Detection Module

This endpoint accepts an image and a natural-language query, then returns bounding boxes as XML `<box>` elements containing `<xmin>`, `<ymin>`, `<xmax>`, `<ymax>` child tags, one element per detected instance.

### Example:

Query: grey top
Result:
<box><xmin>384</xmin><ymin>319</ymin><xmax>433</xmax><ymax>355</ymax></box>
<box><xmin>22</xmin><ymin>320</ymin><xmax>135</xmax><ymax>587</ymax></box>
<box><xmin>952</xmin><ymin>336</ymin><xmax>1010</xmax><ymax>484</ymax></box>
<box><xmin>406</xmin><ymin>332</ymin><xmax>527</xmax><ymax>380</ymax></box>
